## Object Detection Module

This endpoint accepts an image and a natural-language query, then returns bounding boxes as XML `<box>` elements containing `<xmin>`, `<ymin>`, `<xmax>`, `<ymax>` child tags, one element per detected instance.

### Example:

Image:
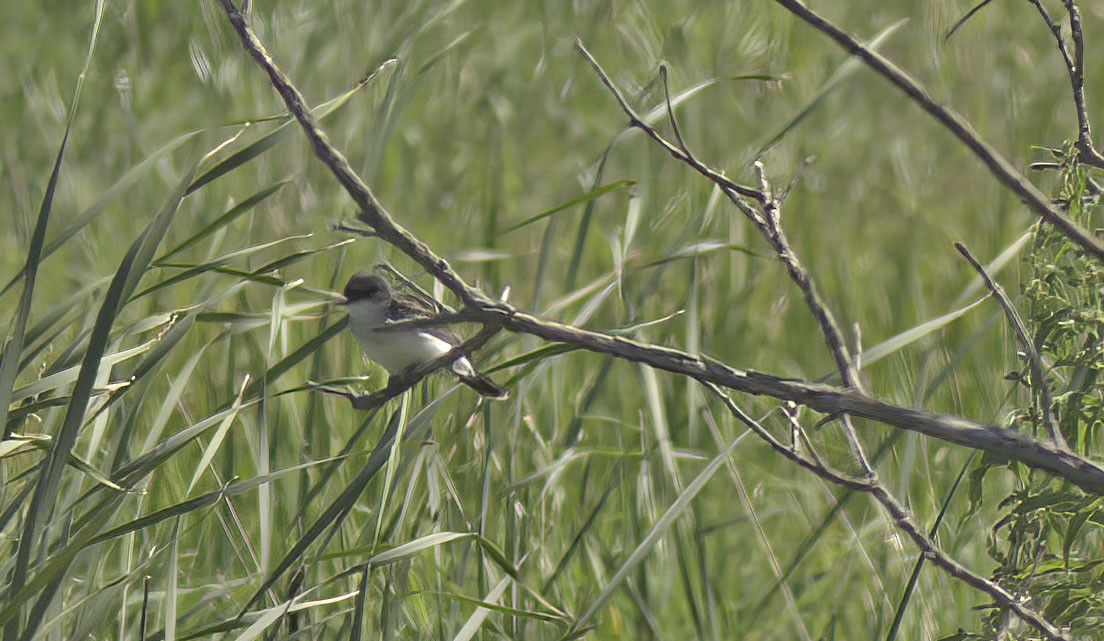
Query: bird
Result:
<box><xmin>339</xmin><ymin>271</ymin><xmax>507</xmax><ymax>398</ymax></box>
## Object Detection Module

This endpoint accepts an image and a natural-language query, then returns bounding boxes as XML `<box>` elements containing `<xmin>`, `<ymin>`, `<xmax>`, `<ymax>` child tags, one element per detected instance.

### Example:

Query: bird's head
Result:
<box><xmin>339</xmin><ymin>271</ymin><xmax>391</xmax><ymax>307</ymax></box>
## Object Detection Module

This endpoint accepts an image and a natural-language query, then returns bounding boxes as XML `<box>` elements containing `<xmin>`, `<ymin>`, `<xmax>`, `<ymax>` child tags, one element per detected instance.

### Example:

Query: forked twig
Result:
<box><xmin>706</xmin><ymin>386</ymin><xmax>1068</xmax><ymax>641</ymax></box>
<box><xmin>578</xmin><ymin>40</ymin><xmax>864</xmax><ymax>392</ymax></box>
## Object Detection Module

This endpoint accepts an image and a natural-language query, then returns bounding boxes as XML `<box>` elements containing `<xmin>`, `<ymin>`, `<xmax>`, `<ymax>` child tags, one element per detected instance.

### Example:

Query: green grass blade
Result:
<box><xmin>137</xmin><ymin>234</ymin><xmax>312</xmax><ymax>300</ymax></box>
<box><xmin>0</xmin><ymin>133</ymin><xmax>200</xmax><ymax>302</ymax></box>
<box><xmin>567</xmin><ymin>430</ymin><xmax>749</xmax><ymax>635</ymax></box>
<box><xmin>157</xmin><ymin>180</ymin><xmax>289</xmax><ymax>262</ymax></box>
<box><xmin>0</xmin><ymin>78</ymin><xmax>77</xmax><ymax>440</ymax></box>
<box><xmin>13</xmin><ymin>156</ymin><xmax>197</xmax><ymax>588</ymax></box>
<box><xmin>756</xmin><ymin>19</ymin><xmax>907</xmax><ymax>156</ymax></box>
<box><xmin>372</xmin><ymin>392</ymin><xmax>411</xmax><ymax>553</ymax></box>
<box><xmin>166</xmin><ymin>519</ymin><xmax>180</xmax><ymax>641</ymax></box>
<box><xmin>185</xmin><ymin>66</ymin><xmax>393</xmax><ymax>195</ymax></box>
<box><xmin>499</xmin><ymin>180</ymin><xmax>633</xmax><ymax>235</ymax></box>
<box><xmin>845</xmin><ymin>296</ymin><xmax>988</xmax><ymax>374</ymax></box>
<box><xmin>186</xmin><ymin>375</ymin><xmax>250</xmax><ymax>494</ymax></box>
<box><xmin>451</xmin><ymin>576</ymin><xmax>511</xmax><ymax>641</ymax></box>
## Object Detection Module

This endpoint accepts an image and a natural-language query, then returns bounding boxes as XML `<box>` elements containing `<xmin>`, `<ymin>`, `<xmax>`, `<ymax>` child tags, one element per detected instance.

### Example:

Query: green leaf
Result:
<box><xmin>757</xmin><ymin>19</ymin><xmax>907</xmax><ymax>156</ymax></box>
<box><xmin>499</xmin><ymin>181</ymin><xmax>634</xmax><ymax>235</ymax></box>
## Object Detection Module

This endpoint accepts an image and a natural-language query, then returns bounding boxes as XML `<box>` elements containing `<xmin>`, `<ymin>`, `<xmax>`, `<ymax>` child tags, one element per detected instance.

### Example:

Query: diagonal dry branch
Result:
<box><xmin>216</xmin><ymin>0</ymin><xmax>493</xmax><ymax>311</ymax></box>
<box><xmin>772</xmin><ymin>0</ymin><xmax>1104</xmax><ymax>262</ymax></box>
<box><xmin>576</xmin><ymin>41</ymin><xmax>866</xmax><ymax>392</ymax></box>
<box><xmin>956</xmin><ymin>243</ymin><xmax>1066</xmax><ymax>449</ymax></box>
<box><xmin>215</xmin><ymin>1</ymin><xmax>1104</xmax><ymax>497</ymax></box>
<box><xmin>706</xmin><ymin>387</ymin><xmax>1069</xmax><ymax>641</ymax></box>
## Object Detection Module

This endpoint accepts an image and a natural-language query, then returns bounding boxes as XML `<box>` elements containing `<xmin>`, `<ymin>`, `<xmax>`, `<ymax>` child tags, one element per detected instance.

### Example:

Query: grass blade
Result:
<box><xmin>499</xmin><ymin>181</ymin><xmax>633</xmax><ymax>235</ymax></box>
<box><xmin>757</xmin><ymin>19</ymin><xmax>907</xmax><ymax>156</ymax></box>
<box><xmin>567</xmin><ymin>429</ymin><xmax>749</xmax><ymax>635</ymax></box>
<box><xmin>11</xmin><ymin>157</ymin><xmax>197</xmax><ymax>607</ymax></box>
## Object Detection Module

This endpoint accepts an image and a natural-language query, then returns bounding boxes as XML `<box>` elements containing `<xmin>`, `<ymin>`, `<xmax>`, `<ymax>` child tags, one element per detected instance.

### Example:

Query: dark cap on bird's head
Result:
<box><xmin>341</xmin><ymin>271</ymin><xmax>391</xmax><ymax>304</ymax></box>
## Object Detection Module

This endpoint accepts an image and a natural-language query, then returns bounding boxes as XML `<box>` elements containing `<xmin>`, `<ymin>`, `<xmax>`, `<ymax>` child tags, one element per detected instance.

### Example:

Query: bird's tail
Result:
<box><xmin>458</xmin><ymin>374</ymin><xmax>508</xmax><ymax>399</ymax></box>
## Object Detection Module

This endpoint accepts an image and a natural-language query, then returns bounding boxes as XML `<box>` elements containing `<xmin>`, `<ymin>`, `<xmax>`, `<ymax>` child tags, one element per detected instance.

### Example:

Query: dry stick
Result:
<box><xmin>1028</xmin><ymin>0</ymin><xmax>1104</xmax><ymax>168</ymax></box>
<box><xmin>706</xmin><ymin>386</ymin><xmax>1069</xmax><ymax>641</ymax></box>
<box><xmin>771</xmin><ymin>0</ymin><xmax>1104</xmax><ymax>262</ymax></box>
<box><xmin>704</xmin><ymin>383</ymin><xmax>868</xmax><ymax>490</ymax></box>
<box><xmin>492</xmin><ymin>307</ymin><xmax>1104</xmax><ymax>494</ymax></box>
<box><xmin>1062</xmin><ymin>1</ymin><xmax>1104</xmax><ymax>167</ymax></box>
<box><xmin>572</xmin><ymin>42</ymin><xmax>763</xmax><ymax>206</ymax></box>
<box><xmin>215</xmin><ymin>3</ymin><xmax>1104</xmax><ymax>493</ymax></box>
<box><xmin>591</xmin><ymin>22</ymin><xmax>1062</xmax><ymax>637</ymax></box>
<box><xmin>955</xmin><ymin>243</ymin><xmax>1067</xmax><ymax>449</ymax></box>
<box><xmin>866</xmin><ymin>475</ymin><xmax>1067</xmax><ymax>641</ymax></box>
<box><xmin>217</xmin><ymin>0</ymin><xmax>492</xmax><ymax>311</ymax></box>
<box><xmin>576</xmin><ymin>40</ymin><xmax>863</xmax><ymax>392</ymax></box>
<box><xmin>753</xmin><ymin>161</ymin><xmax>864</xmax><ymax>391</ymax></box>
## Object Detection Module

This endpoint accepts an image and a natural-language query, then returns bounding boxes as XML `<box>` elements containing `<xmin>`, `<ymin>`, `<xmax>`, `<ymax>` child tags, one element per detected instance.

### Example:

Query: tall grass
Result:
<box><xmin>0</xmin><ymin>1</ymin><xmax>1094</xmax><ymax>639</ymax></box>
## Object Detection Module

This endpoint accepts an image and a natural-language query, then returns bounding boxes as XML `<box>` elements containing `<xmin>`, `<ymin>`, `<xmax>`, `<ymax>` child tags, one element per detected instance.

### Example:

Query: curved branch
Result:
<box><xmin>772</xmin><ymin>0</ymin><xmax>1104</xmax><ymax>262</ymax></box>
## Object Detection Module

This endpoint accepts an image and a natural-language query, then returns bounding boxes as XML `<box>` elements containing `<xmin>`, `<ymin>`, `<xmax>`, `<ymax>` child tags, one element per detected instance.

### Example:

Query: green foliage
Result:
<box><xmin>975</xmin><ymin>143</ymin><xmax>1104</xmax><ymax>638</ymax></box>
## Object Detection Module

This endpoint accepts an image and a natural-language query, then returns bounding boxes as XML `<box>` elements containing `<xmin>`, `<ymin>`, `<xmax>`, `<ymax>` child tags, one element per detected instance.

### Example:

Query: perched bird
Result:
<box><xmin>339</xmin><ymin>271</ymin><xmax>506</xmax><ymax>398</ymax></box>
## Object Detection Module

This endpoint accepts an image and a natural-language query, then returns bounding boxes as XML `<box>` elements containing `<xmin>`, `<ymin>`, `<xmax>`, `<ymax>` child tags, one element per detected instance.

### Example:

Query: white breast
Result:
<box><xmin>346</xmin><ymin>299</ymin><xmax>464</xmax><ymax>375</ymax></box>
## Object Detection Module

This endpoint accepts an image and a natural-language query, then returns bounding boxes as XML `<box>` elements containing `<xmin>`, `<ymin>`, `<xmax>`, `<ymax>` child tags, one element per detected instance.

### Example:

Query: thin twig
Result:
<box><xmin>1062</xmin><ymin>1</ymin><xmax>1104</xmax><ymax>167</ymax></box>
<box><xmin>771</xmin><ymin>0</ymin><xmax>1104</xmax><ymax>262</ymax></box>
<box><xmin>217</xmin><ymin>0</ymin><xmax>494</xmax><ymax>310</ymax></box>
<box><xmin>955</xmin><ymin>243</ymin><xmax>1067</xmax><ymax>449</ymax></box>
<box><xmin>865</xmin><ymin>479</ymin><xmax>1067</xmax><ymax>641</ymax></box>
<box><xmin>574</xmin><ymin>40</ymin><xmax>764</xmax><ymax>203</ymax></box>
<box><xmin>755</xmin><ymin>161</ymin><xmax>864</xmax><ymax>391</ymax></box>
<box><xmin>1028</xmin><ymin>0</ymin><xmax>1074</xmax><ymax>70</ymax></box>
<box><xmin>704</xmin><ymin>383</ymin><xmax>869</xmax><ymax>490</ymax></box>
<box><xmin>579</xmin><ymin>42</ymin><xmax>863</xmax><ymax>392</ymax></box>
<box><xmin>945</xmin><ymin>0</ymin><xmax>998</xmax><ymax>43</ymax></box>
<box><xmin>707</xmin><ymin>387</ymin><xmax>1069</xmax><ymax>641</ymax></box>
<box><xmin>1029</xmin><ymin>0</ymin><xmax>1104</xmax><ymax>168</ymax></box>
<box><xmin>659</xmin><ymin>65</ymin><xmax>692</xmax><ymax>157</ymax></box>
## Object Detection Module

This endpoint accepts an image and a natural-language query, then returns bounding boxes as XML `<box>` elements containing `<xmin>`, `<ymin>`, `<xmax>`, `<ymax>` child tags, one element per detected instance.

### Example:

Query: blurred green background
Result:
<box><xmin>1</xmin><ymin>1</ymin><xmax>1094</xmax><ymax>639</ymax></box>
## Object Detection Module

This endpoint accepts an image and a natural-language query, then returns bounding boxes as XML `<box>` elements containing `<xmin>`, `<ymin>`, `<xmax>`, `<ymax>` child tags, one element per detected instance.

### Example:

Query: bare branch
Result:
<box><xmin>705</xmin><ymin>383</ymin><xmax>870</xmax><ymax>490</ymax></box>
<box><xmin>1030</xmin><ymin>0</ymin><xmax>1104</xmax><ymax>168</ymax></box>
<box><xmin>955</xmin><ymin>243</ymin><xmax>1067</xmax><ymax>449</ymax></box>
<box><xmin>754</xmin><ymin>162</ymin><xmax>864</xmax><ymax>391</ymax></box>
<box><xmin>216</xmin><ymin>0</ymin><xmax>493</xmax><ymax>309</ymax></box>
<box><xmin>772</xmin><ymin>0</ymin><xmax>1104</xmax><ymax>262</ymax></box>
<box><xmin>579</xmin><ymin>43</ymin><xmax>863</xmax><ymax>391</ymax></box>
<box><xmin>489</xmin><ymin>306</ymin><xmax>1104</xmax><ymax>495</ymax></box>
<box><xmin>709</xmin><ymin>389</ymin><xmax>1069</xmax><ymax>641</ymax></box>
<box><xmin>865</xmin><ymin>477</ymin><xmax>1068</xmax><ymax>641</ymax></box>
<box><xmin>1062</xmin><ymin>1</ymin><xmax>1104</xmax><ymax>167</ymax></box>
<box><xmin>574</xmin><ymin>39</ymin><xmax>764</xmax><ymax>204</ymax></box>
